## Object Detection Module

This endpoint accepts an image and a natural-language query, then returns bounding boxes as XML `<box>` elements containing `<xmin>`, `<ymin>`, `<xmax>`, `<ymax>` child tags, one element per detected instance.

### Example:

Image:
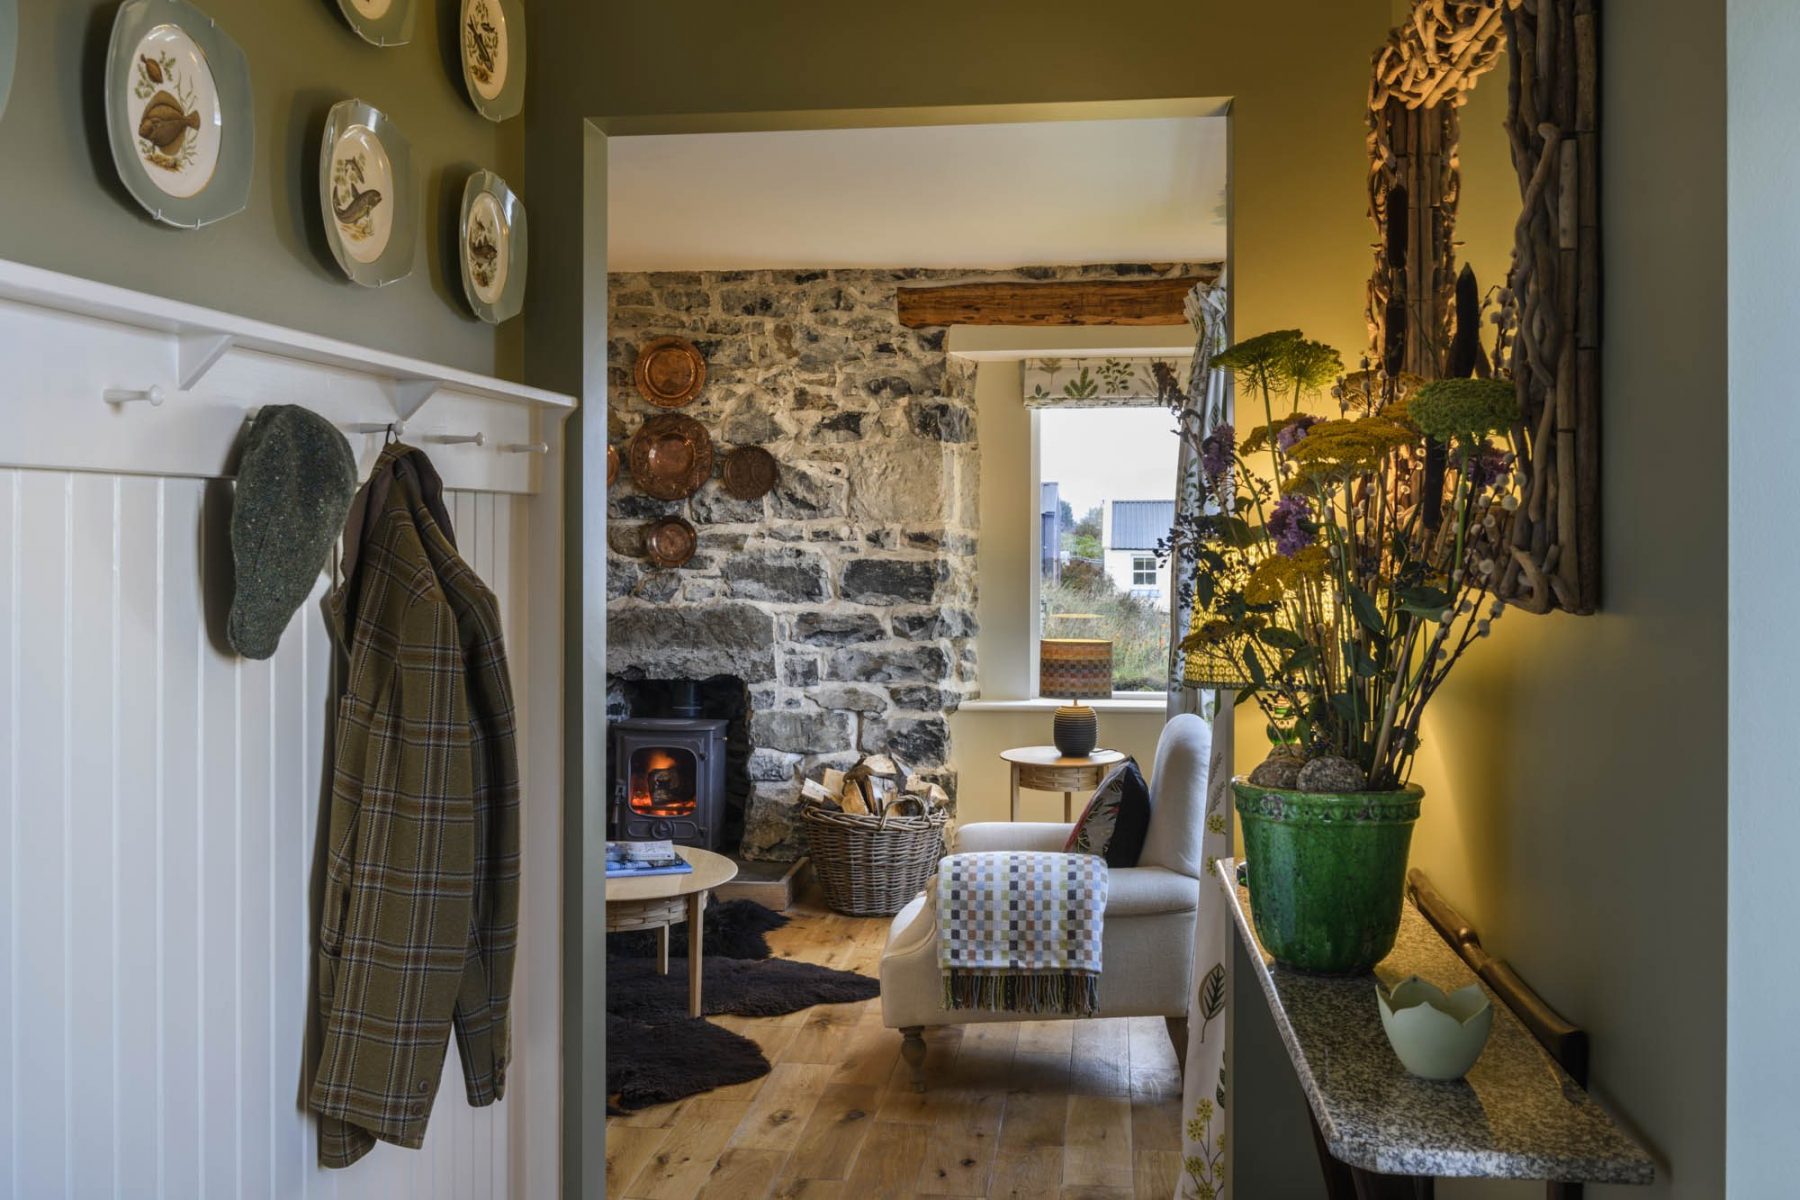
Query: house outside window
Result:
<box><xmin>1036</xmin><ymin>404</ymin><xmax>1178</xmax><ymax>695</ymax></box>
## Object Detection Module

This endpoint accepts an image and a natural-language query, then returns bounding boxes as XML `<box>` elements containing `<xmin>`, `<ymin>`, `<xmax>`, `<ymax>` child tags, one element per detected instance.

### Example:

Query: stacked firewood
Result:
<box><xmin>800</xmin><ymin>754</ymin><xmax>948</xmax><ymax>818</ymax></box>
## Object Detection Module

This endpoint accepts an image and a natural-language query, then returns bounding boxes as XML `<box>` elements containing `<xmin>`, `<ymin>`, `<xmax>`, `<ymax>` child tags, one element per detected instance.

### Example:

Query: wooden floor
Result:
<box><xmin>606</xmin><ymin>897</ymin><xmax>1185</xmax><ymax>1200</ymax></box>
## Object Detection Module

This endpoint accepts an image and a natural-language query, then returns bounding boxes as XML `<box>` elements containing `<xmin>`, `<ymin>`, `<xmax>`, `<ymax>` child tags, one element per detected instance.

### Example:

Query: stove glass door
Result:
<box><xmin>627</xmin><ymin>746</ymin><xmax>699</xmax><ymax>819</ymax></box>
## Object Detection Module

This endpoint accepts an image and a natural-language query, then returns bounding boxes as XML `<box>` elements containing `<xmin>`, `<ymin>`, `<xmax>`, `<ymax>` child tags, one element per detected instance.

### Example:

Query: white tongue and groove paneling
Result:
<box><xmin>0</xmin><ymin>468</ymin><xmax>554</xmax><ymax>1200</ymax></box>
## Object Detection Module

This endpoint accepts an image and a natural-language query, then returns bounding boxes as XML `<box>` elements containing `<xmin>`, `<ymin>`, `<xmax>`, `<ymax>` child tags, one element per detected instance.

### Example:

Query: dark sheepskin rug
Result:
<box><xmin>606</xmin><ymin>1013</ymin><xmax>770</xmax><ymax>1112</ymax></box>
<box><xmin>607</xmin><ymin>898</ymin><xmax>791</xmax><ymax>961</ymax></box>
<box><xmin>606</xmin><ymin>955</ymin><xmax>881</xmax><ymax>1023</ymax></box>
<box><xmin>605</xmin><ymin>900</ymin><xmax>881</xmax><ymax>1114</ymax></box>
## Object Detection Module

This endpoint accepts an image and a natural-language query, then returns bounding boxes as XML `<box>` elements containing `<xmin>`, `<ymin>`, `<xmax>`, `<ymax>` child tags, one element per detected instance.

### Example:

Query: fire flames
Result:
<box><xmin>630</xmin><ymin>750</ymin><xmax>696</xmax><ymax>818</ymax></box>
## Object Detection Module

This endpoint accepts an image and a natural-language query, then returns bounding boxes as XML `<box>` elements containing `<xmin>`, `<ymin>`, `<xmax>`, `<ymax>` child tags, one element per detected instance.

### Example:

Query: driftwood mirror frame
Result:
<box><xmin>1366</xmin><ymin>0</ymin><xmax>1599</xmax><ymax>614</ymax></box>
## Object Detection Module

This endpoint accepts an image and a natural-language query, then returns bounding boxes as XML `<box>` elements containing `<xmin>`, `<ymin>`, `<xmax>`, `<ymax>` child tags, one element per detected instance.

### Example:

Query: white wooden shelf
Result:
<box><xmin>0</xmin><ymin>258</ymin><xmax>574</xmax><ymax>415</ymax></box>
<box><xmin>0</xmin><ymin>259</ymin><xmax>576</xmax><ymax>495</ymax></box>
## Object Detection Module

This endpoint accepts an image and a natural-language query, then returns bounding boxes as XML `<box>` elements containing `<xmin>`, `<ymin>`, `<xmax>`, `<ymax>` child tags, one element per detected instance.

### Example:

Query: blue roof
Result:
<box><xmin>1109</xmin><ymin>499</ymin><xmax>1175</xmax><ymax>550</ymax></box>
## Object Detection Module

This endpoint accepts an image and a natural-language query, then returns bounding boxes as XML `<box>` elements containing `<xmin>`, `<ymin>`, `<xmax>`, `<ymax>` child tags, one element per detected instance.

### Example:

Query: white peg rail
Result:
<box><xmin>0</xmin><ymin>259</ymin><xmax>575</xmax><ymax>495</ymax></box>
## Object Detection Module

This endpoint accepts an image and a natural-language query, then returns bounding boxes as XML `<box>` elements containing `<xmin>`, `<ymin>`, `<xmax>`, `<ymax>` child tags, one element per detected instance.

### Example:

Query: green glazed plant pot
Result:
<box><xmin>1234</xmin><ymin>777</ymin><xmax>1424</xmax><ymax>975</ymax></box>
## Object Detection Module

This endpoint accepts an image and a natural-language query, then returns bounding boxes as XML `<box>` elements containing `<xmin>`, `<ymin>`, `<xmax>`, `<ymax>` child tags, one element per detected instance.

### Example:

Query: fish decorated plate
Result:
<box><xmin>459</xmin><ymin>0</ymin><xmax>524</xmax><ymax>122</ymax></box>
<box><xmin>105</xmin><ymin>0</ymin><xmax>253</xmax><ymax>228</ymax></box>
<box><xmin>0</xmin><ymin>0</ymin><xmax>16</xmax><ymax>124</ymax></box>
<box><xmin>459</xmin><ymin>169</ymin><xmax>527</xmax><ymax>324</ymax></box>
<box><xmin>320</xmin><ymin>99</ymin><xmax>415</xmax><ymax>288</ymax></box>
<box><xmin>334</xmin><ymin>0</ymin><xmax>415</xmax><ymax>47</ymax></box>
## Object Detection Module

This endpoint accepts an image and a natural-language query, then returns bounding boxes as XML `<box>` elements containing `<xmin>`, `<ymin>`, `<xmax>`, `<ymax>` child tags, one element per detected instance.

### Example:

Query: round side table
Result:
<box><xmin>1000</xmin><ymin>746</ymin><xmax>1127</xmax><ymax>821</ymax></box>
<box><xmin>605</xmin><ymin>846</ymin><xmax>738</xmax><ymax>1017</ymax></box>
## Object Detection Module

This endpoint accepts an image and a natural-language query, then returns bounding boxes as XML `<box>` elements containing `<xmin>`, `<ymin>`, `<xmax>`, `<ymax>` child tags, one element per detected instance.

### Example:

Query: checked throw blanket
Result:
<box><xmin>935</xmin><ymin>851</ymin><xmax>1107</xmax><ymax>1016</ymax></box>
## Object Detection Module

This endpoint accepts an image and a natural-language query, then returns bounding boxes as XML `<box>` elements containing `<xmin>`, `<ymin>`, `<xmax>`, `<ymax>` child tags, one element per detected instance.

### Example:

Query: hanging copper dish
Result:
<box><xmin>628</xmin><ymin>413</ymin><xmax>713</xmax><ymax>500</ymax></box>
<box><xmin>633</xmin><ymin>336</ymin><xmax>707</xmax><ymax>409</ymax></box>
<box><xmin>721</xmin><ymin>445</ymin><xmax>779</xmax><ymax>501</ymax></box>
<box><xmin>606</xmin><ymin>443</ymin><xmax>619</xmax><ymax>487</ymax></box>
<box><xmin>643</xmin><ymin>515</ymin><xmax>698</xmax><ymax>568</ymax></box>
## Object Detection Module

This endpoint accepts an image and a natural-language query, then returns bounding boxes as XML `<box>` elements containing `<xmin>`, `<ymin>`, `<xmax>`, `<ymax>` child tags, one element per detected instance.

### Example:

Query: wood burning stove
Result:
<box><xmin>610</xmin><ymin>717</ymin><xmax>729</xmax><ymax>850</ymax></box>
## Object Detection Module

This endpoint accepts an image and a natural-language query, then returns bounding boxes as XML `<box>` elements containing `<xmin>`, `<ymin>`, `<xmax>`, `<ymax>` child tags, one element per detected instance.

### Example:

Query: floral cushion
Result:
<box><xmin>1064</xmin><ymin>758</ymin><xmax>1151</xmax><ymax>867</ymax></box>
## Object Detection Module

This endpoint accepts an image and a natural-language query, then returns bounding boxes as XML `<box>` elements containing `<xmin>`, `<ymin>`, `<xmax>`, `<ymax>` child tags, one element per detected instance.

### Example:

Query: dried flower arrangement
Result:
<box><xmin>1179</xmin><ymin>330</ymin><xmax>1520</xmax><ymax>791</ymax></box>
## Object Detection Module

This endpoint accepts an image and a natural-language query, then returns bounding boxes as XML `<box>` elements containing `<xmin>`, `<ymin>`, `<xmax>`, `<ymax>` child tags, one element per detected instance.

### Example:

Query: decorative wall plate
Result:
<box><xmin>0</xmin><ymin>0</ymin><xmax>16</xmax><ymax>124</ymax></box>
<box><xmin>721</xmin><ymin>446</ymin><xmax>779</xmax><ymax>501</ymax></box>
<box><xmin>633</xmin><ymin>336</ymin><xmax>707</xmax><ymax>409</ymax></box>
<box><xmin>644</xmin><ymin>516</ymin><xmax>698</xmax><ymax>569</ymax></box>
<box><xmin>321</xmin><ymin>99</ymin><xmax>415</xmax><ymax>288</ymax></box>
<box><xmin>334</xmin><ymin>0</ymin><xmax>414</xmax><ymax>47</ymax></box>
<box><xmin>105</xmin><ymin>0</ymin><xmax>253</xmax><ymax>228</ymax></box>
<box><xmin>459</xmin><ymin>170</ymin><xmax>527</xmax><ymax>324</ymax></box>
<box><xmin>459</xmin><ymin>0</ymin><xmax>525</xmax><ymax>122</ymax></box>
<box><xmin>628</xmin><ymin>414</ymin><xmax>713</xmax><ymax>501</ymax></box>
<box><xmin>606</xmin><ymin>444</ymin><xmax>620</xmax><ymax>488</ymax></box>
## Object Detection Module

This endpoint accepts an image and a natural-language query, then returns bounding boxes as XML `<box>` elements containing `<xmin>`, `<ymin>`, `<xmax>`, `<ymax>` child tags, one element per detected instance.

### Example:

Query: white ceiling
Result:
<box><xmin>606</xmin><ymin>118</ymin><xmax>1228</xmax><ymax>272</ymax></box>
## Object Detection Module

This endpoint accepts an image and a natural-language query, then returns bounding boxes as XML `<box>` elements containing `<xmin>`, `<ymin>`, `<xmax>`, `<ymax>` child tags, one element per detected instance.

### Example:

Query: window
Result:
<box><xmin>1037</xmin><ymin>406</ymin><xmax>1179</xmax><ymax>695</ymax></box>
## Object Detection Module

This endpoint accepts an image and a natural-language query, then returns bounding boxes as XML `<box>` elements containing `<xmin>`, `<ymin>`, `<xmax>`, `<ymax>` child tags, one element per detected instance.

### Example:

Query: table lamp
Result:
<box><xmin>1040</xmin><ymin>619</ymin><xmax>1113</xmax><ymax>757</ymax></box>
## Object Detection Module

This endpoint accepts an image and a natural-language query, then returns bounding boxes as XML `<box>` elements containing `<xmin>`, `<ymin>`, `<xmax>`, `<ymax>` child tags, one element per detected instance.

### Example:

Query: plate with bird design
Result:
<box><xmin>105</xmin><ymin>0</ymin><xmax>253</xmax><ymax>228</ymax></box>
<box><xmin>334</xmin><ymin>0</ymin><xmax>414</xmax><ymax>47</ymax></box>
<box><xmin>459</xmin><ymin>0</ymin><xmax>524</xmax><ymax>122</ymax></box>
<box><xmin>459</xmin><ymin>169</ymin><xmax>527</xmax><ymax>324</ymax></box>
<box><xmin>320</xmin><ymin>99</ymin><xmax>415</xmax><ymax>287</ymax></box>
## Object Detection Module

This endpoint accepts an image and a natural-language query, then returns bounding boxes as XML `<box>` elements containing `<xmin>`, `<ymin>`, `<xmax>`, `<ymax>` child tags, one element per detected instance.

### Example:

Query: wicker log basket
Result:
<box><xmin>801</xmin><ymin>796</ymin><xmax>948</xmax><ymax>918</ymax></box>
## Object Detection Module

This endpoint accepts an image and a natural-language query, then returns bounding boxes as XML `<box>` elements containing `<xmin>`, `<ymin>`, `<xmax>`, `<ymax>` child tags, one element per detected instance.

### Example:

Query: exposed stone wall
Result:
<box><xmin>605</xmin><ymin>263</ymin><xmax>1209</xmax><ymax>859</ymax></box>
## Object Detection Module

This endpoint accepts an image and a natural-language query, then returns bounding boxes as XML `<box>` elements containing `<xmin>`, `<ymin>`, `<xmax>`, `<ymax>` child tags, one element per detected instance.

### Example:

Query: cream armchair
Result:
<box><xmin>879</xmin><ymin>713</ymin><xmax>1212</xmax><ymax>1089</ymax></box>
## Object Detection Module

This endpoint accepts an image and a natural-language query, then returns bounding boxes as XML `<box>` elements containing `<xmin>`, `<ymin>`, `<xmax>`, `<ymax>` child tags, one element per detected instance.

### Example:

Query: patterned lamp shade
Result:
<box><xmin>1180</xmin><ymin>601</ymin><xmax>1254</xmax><ymax>691</ymax></box>
<box><xmin>1040</xmin><ymin>637</ymin><xmax>1114</xmax><ymax>700</ymax></box>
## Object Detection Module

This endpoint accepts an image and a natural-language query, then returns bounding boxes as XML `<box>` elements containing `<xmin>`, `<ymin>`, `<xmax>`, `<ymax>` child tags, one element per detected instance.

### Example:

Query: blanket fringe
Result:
<box><xmin>942</xmin><ymin>969</ymin><xmax>1100</xmax><ymax>1017</ymax></box>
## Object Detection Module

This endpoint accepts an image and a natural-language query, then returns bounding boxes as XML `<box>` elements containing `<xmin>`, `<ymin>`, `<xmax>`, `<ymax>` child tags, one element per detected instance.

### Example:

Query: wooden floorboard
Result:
<box><xmin>607</xmin><ymin>895</ymin><xmax>1184</xmax><ymax>1199</ymax></box>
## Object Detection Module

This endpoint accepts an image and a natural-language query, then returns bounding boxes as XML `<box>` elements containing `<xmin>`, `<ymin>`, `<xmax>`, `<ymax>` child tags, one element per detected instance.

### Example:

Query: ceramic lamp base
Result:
<box><xmin>1052</xmin><ymin>703</ymin><xmax>1099</xmax><ymax>758</ymax></box>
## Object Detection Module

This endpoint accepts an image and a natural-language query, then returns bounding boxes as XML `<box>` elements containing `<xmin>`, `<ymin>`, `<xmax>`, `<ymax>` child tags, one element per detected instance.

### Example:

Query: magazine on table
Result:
<box><xmin>606</xmin><ymin>839</ymin><xmax>693</xmax><ymax>878</ymax></box>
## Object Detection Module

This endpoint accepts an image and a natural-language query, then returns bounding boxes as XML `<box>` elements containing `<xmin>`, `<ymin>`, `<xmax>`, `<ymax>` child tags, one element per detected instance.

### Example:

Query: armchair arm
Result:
<box><xmin>955</xmin><ymin>821</ymin><xmax>1074</xmax><ymax>854</ymax></box>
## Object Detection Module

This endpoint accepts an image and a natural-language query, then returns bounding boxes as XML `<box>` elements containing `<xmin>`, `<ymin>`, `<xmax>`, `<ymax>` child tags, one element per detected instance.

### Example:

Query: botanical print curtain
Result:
<box><xmin>1169</xmin><ymin>279</ymin><xmax>1235</xmax><ymax>1200</ymax></box>
<box><xmin>1022</xmin><ymin>355</ymin><xmax>1191</xmax><ymax>407</ymax></box>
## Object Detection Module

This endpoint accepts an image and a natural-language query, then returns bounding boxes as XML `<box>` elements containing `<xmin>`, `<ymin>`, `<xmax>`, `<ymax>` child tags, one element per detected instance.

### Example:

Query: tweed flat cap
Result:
<box><xmin>228</xmin><ymin>406</ymin><xmax>359</xmax><ymax>660</ymax></box>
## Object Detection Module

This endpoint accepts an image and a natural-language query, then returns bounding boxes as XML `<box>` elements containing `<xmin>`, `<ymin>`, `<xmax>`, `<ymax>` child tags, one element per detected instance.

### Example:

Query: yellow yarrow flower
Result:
<box><xmin>1243</xmin><ymin>545</ymin><xmax>1331</xmax><ymax>604</ymax></box>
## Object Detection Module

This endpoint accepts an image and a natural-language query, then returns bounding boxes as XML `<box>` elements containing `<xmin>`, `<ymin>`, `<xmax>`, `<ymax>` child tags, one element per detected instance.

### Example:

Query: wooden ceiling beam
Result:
<box><xmin>894</xmin><ymin>273</ymin><xmax>1216</xmax><ymax>328</ymax></box>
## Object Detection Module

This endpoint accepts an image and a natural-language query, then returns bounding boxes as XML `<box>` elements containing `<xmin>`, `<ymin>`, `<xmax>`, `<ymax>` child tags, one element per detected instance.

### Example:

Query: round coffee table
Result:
<box><xmin>605</xmin><ymin>846</ymin><xmax>738</xmax><ymax>1017</ymax></box>
<box><xmin>1001</xmin><ymin>746</ymin><xmax>1128</xmax><ymax>821</ymax></box>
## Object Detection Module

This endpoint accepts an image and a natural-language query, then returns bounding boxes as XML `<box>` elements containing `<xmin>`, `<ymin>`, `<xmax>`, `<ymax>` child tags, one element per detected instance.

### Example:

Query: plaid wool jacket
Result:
<box><xmin>310</xmin><ymin>444</ymin><xmax>520</xmax><ymax>1168</ymax></box>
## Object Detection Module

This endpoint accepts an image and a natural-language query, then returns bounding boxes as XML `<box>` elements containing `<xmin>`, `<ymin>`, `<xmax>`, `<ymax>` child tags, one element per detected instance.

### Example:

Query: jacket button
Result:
<box><xmin>410</xmin><ymin>1102</ymin><xmax>425</xmax><ymax>1117</ymax></box>
<box><xmin>417</xmin><ymin>1080</ymin><xmax>430</xmax><ymax>1093</ymax></box>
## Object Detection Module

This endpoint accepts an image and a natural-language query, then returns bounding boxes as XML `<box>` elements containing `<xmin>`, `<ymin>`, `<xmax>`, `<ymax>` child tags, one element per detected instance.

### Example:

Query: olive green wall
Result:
<box><xmin>1408</xmin><ymin>7</ymin><xmax>1729</xmax><ymax>1198</ymax></box>
<box><xmin>0</xmin><ymin>0</ymin><xmax>522</xmax><ymax>375</ymax></box>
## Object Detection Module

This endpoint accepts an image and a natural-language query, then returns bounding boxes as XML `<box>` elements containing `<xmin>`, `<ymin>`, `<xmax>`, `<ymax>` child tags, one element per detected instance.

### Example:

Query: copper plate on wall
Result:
<box><xmin>628</xmin><ymin>414</ymin><xmax>713</xmax><ymax>500</ymax></box>
<box><xmin>643</xmin><ymin>515</ymin><xmax>698</xmax><ymax>568</ymax></box>
<box><xmin>606</xmin><ymin>443</ymin><xmax>619</xmax><ymax>487</ymax></box>
<box><xmin>721</xmin><ymin>446</ymin><xmax>779</xmax><ymax>501</ymax></box>
<box><xmin>633</xmin><ymin>336</ymin><xmax>707</xmax><ymax>409</ymax></box>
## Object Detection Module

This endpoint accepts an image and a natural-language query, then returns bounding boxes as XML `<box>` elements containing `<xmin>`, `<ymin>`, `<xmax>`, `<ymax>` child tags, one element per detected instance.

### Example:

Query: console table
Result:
<box><xmin>1217</xmin><ymin>859</ymin><xmax>1655</xmax><ymax>1196</ymax></box>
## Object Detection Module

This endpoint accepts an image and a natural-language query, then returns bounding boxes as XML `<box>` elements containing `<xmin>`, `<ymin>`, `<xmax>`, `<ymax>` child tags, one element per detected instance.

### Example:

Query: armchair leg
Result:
<box><xmin>899</xmin><ymin>1027</ymin><xmax>927</xmax><ymax>1092</ymax></box>
<box><xmin>1165</xmin><ymin>1016</ymin><xmax>1189</xmax><ymax>1074</ymax></box>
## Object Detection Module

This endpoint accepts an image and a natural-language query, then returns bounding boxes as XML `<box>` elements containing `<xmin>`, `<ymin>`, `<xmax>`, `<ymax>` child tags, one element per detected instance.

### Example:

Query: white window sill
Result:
<box><xmin>957</xmin><ymin>695</ymin><xmax>1168</xmax><ymax>714</ymax></box>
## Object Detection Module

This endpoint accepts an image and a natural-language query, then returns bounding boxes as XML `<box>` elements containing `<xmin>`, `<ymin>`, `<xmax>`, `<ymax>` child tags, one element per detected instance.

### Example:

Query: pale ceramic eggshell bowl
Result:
<box><xmin>1376</xmin><ymin>975</ymin><xmax>1495</xmax><ymax>1080</ymax></box>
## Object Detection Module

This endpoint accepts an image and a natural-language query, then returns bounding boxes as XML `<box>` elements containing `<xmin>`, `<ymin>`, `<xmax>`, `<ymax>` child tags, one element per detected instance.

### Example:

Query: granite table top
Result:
<box><xmin>1218</xmin><ymin>859</ymin><xmax>1656</xmax><ymax>1184</ymax></box>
